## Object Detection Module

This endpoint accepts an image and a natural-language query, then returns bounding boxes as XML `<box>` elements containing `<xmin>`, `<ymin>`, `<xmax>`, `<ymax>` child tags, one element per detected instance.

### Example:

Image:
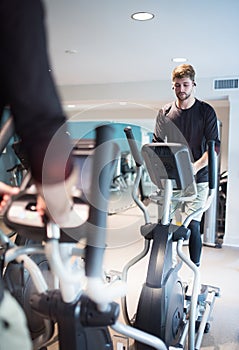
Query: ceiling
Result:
<box><xmin>43</xmin><ymin>0</ymin><xmax>239</xmax><ymax>106</ymax></box>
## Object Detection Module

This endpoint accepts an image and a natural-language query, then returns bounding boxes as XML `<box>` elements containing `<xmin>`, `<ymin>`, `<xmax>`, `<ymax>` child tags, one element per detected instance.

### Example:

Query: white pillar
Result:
<box><xmin>223</xmin><ymin>94</ymin><xmax>239</xmax><ymax>246</ymax></box>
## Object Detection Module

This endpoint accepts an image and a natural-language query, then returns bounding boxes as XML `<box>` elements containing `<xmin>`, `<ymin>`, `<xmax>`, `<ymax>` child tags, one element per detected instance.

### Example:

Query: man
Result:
<box><xmin>0</xmin><ymin>1</ymin><xmax>76</xmax><ymax>348</ymax></box>
<box><xmin>153</xmin><ymin>64</ymin><xmax>220</xmax><ymax>266</ymax></box>
<box><xmin>0</xmin><ymin>0</ymin><xmax>76</xmax><ymax>223</ymax></box>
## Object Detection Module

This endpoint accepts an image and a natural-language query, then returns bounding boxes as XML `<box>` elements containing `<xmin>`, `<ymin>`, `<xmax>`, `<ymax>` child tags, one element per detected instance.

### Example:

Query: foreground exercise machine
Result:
<box><xmin>0</xmin><ymin>121</ymin><xmax>170</xmax><ymax>350</ymax></box>
<box><xmin>119</xmin><ymin>127</ymin><xmax>220</xmax><ymax>350</ymax></box>
<box><xmin>1</xmin><ymin>124</ymin><xmax>120</xmax><ymax>350</ymax></box>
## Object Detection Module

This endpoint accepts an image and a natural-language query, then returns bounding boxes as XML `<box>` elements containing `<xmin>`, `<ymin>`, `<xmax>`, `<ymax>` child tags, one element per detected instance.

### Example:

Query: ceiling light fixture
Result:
<box><xmin>172</xmin><ymin>57</ymin><xmax>187</xmax><ymax>63</ymax></box>
<box><xmin>65</xmin><ymin>49</ymin><xmax>78</xmax><ymax>54</ymax></box>
<box><xmin>131</xmin><ymin>12</ymin><xmax>154</xmax><ymax>21</ymax></box>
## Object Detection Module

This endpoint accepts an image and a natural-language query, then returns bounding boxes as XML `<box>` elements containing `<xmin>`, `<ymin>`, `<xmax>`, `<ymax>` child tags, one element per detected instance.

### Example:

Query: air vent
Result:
<box><xmin>213</xmin><ymin>78</ymin><xmax>239</xmax><ymax>90</ymax></box>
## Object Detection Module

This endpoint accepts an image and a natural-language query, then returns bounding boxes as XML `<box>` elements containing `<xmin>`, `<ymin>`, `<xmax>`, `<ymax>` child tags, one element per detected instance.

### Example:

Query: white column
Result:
<box><xmin>223</xmin><ymin>94</ymin><xmax>239</xmax><ymax>246</ymax></box>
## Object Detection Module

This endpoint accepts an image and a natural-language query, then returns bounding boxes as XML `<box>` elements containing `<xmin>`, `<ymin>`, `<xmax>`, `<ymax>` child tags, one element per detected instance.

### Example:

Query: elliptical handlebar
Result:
<box><xmin>208</xmin><ymin>140</ymin><xmax>216</xmax><ymax>190</ymax></box>
<box><xmin>123</xmin><ymin>127</ymin><xmax>151</xmax><ymax>223</ymax></box>
<box><xmin>85</xmin><ymin>125</ymin><xmax>119</xmax><ymax>279</ymax></box>
<box><xmin>124</xmin><ymin>126</ymin><xmax>144</xmax><ymax>167</ymax></box>
<box><xmin>0</xmin><ymin>116</ymin><xmax>15</xmax><ymax>154</ymax></box>
<box><xmin>85</xmin><ymin>125</ymin><xmax>128</xmax><ymax>309</ymax></box>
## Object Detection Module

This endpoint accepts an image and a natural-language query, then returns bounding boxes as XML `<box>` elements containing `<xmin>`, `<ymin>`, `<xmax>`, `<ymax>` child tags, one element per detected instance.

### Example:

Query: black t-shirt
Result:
<box><xmin>154</xmin><ymin>99</ymin><xmax>220</xmax><ymax>183</ymax></box>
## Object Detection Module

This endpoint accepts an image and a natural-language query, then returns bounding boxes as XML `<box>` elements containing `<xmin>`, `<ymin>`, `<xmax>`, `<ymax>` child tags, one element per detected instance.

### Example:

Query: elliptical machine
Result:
<box><xmin>119</xmin><ymin>127</ymin><xmax>220</xmax><ymax>350</ymax></box>
<box><xmin>1</xmin><ymin>124</ymin><xmax>120</xmax><ymax>350</ymax></box>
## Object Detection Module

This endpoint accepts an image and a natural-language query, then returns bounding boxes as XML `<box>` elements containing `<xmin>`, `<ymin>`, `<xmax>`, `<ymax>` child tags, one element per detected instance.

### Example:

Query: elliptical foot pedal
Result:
<box><xmin>207</xmin><ymin>285</ymin><xmax>221</xmax><ymax>297</ymax></box>
<box><xmin>197</xmin><ymin>284</ymin><xmax>208</xmax><ymax>303</ymax></box>
<box><xmin>185</xmin><ymin>283</ymin><xmax>208</xmax><ymax>302</ymax></box>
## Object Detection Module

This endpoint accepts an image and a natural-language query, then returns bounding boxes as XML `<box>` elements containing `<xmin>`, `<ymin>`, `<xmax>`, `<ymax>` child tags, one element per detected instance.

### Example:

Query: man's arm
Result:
<box><xmin>192</xmin><ymin>151</ymin><xmax>208</xmax><ymax>175</ymax></box>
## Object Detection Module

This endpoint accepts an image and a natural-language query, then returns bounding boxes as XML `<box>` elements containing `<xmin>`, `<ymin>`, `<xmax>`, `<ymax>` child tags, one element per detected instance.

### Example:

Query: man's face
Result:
<box><xmin>172</xmin><ymin>77</ymin><xmax>195</xmax><ymax>101</ymax></box>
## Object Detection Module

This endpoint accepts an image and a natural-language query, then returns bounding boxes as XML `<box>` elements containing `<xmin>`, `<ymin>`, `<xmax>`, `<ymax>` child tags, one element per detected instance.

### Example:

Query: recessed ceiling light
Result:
<box><xmin>131</xmin><ymin>12</ymin><xmax>154</xmax><ymax>21</ymax></box>
<box><xmin>172</xmin><ymin>57</ymin><xmax>188</xmax><ymax>63</ymax></box>
<box><xmin>65</xmin><ymin>49</ymin><xmax>78</xmax><ymax>54</ymax></box>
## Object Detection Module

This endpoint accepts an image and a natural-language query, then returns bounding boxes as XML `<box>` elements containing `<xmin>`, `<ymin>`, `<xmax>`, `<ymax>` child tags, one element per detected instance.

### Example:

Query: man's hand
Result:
<box><xmin>36</xmin><ymin>194</ymin><xmax>47</xmax><ymax>218</ymax></box>
<box><xmin>0</xmin><ymin>182</ymin><xmax>19</xmax><ymax>212</ymax></box>
<box><xmin>36</xmin><ymin>167</ymin><xmax>78</xmax><ymax>226</ymax></box>
<box><xmin>192</xmin><ymin>151</ymin><xmax>209</xmax><ymax>176</ymax></box>
<box><xmin>191</xmin><ymin>163</ymin><xmax>197</xmax><ymax>175</ymax></box>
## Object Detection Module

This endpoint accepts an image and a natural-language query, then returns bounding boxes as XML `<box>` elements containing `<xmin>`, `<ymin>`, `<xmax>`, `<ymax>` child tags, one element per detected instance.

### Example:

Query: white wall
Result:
<box><xmin>224</xmin><ymin>95</ymin><xmax>239</xmax><ymax>246</ymax></box>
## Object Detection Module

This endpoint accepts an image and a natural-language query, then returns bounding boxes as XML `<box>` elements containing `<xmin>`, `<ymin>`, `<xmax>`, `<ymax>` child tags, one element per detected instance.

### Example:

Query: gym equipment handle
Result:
<box><xmin>208</xmin><ymin>140</ymin><xmax>216</xmax><ymax>190</ymax></box>
<box><xmin>124</xmin><ymin>126</ymin><xmax>143</xmax><ymax>167</ymax></box>
<box><xmin>0</xmin><ymin>116</ymin><xmax>14</xmax><ymax>154</ymax></box>
<box><xmin>86</xmin><ymin>124</ymin><xmax>119</xmax><ymax>279</ymax></box>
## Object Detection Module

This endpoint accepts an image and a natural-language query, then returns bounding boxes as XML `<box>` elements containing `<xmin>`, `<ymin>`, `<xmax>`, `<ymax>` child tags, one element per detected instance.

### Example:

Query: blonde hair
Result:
<box><xmin>172</xmin><ymin>64</ymin><xmax>196</xmax><ymax>82</ymax></box>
